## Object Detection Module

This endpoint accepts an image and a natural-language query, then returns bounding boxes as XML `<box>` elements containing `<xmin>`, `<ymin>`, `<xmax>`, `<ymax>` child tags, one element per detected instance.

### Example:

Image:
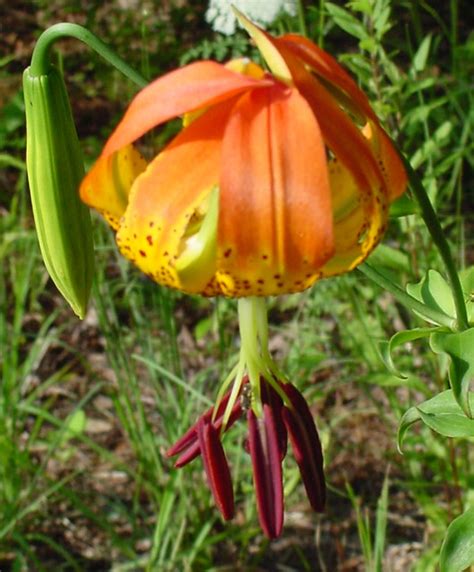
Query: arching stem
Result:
<box><xmin>30</xmin><ymin>22</ymin><xmax>147</xmax><ymax>88</ymax></box>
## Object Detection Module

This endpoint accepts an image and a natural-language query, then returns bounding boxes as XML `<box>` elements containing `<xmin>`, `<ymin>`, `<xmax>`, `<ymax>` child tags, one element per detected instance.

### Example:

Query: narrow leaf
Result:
<box><xmin>398</xmin><ymin>390</ymin><xmax>474</xmax><ymax>451</ymax></box>
<box><xmin>413</xmin><ymin>34</ymin><xmax>432</xmax><ymax>72</ymax></box>
<box><xmin>379</xmin><ymin>327</ymin><xmax>436</xmax><ymax>379</ymax></box>
<box><xmin>407</xmin><ymin>270</ymin><xmax>456</xmax><ymax>324</ymax></box>
<box><xmin>431</xmin><ymin>329</ymin><xmax>474</xmax><ymax>418</ymax></box>
<box><xmin>440</xmin><ymin>507</ymin><xmax>474</xmax><ymax>572</ymax></box>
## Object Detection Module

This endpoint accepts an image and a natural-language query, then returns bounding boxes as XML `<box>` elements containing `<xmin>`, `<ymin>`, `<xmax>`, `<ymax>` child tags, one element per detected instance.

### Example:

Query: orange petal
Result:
<box><xmin>80</xmin><ymin>145</ymin><xmax>147</xmax><ymax>230</ymax></box>
<box><xmin>279</xmin><ymin>34</ymin><xmax>377</xmax><ymax>122</ymax></box>
<box><xmin>115</xmin><ymin>99</ymin><xmax>234</xmax><ymax>293</ymax></box>
<box><xmin>217</xmin><ymin>85</ymin><xmax>334</xmax><ymax>296</ymax></box>
<box><xmin>362</xmin><ymin>122</ymin><xmax>407</xmax><ymax>200</ymax></box>
<box><xmin>233</xmin><ymin>20</ymin><xmax>384</xmax><ymax>194</ymax></box>
<box><xmin>321</xmin><ymin>160</ymin><xmax>388</xmax><ymax>277</ymax></box>
<box><xmin>103</xmin><ymin>61</ymin><xmax>270</xmax><ymax>157</ymax></box>
<box><xmin>280</xmin><ymin>35</ymin><xmax>406</xmax><ymax>201</ymax></box>
<box><xmin>274</xmin><ymin>40</ymin><xmax>385</xmax><ymax>195</ymax></box>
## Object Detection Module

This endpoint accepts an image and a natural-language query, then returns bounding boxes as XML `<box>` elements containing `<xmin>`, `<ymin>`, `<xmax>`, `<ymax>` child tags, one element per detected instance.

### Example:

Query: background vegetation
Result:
<box><xmin>1</xmin><ymin>0</ymin><xmax>473</xmax><ymax>570</ymax></box>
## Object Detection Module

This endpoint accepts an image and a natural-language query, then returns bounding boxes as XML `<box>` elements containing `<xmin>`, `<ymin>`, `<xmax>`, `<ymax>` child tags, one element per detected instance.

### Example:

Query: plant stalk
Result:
<box><xmin>401</xmin><ymin>155</ymin><xmax>469</xmax><ymax>330</ymax></box>
<box><xmin>30</xmin><ymin>23</ymin><xmax>147</xmax><ymax>88</ymax></box>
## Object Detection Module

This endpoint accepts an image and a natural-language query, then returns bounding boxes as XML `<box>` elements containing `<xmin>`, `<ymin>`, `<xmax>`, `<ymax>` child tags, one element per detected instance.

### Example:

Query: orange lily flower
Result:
<box><xmin>80</xmin><ymin>12</ymin><xmax>407</xmax><ymax>537</ymax></box>
<box><xmin>80</xmin><ymin>13</ymin><xmax>406</xmax><ymax>298</ymax></box>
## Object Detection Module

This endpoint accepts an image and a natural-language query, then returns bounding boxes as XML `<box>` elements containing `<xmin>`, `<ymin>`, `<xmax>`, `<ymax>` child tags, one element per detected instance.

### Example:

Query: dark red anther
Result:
<box><xmin>260</xmin><ymin>377</ymin><xmax>288</xmax><ymax>461</ymax></box>
<box><xmin>197</xmin><ymin>418</ymin><xmax>235</xmax><ymax>520</ymax></box>
<box><xmin>174</xmin><ymin>401</ymin><xmax>242</xmax><ymax>468</ymax></box>
<box><xmin>166</xmin><ymin>379</ymin><xmax>247</xmax><ymax>464</ymax></box>
<box><xmin>281</xmin><ymin>383</ymin><xmax>326</xmax><ymax>512</ymax></box>
<box><xmin>247</xmin><ymin>405</ymin><xmax>284</xmax><ymax>539</ymax></box>
<box><xmin>166</xmin><ymin>387</ymin><xmax>235</xmax><ymax>458</ymax></box>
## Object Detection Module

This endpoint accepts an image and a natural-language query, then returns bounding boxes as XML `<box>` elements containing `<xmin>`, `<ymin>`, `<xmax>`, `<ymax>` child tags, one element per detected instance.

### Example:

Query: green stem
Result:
<box><xmin>401</xmin><ymin>155</ymin><xmax>469</xmax><ymax>330</ymax></box>
<box><xmin>296</xmin><ymin>0</ymin><xmax>308</xmax><ymax>37</ymax></box>
<box><xmin>30</xmin><ymin>23</ymin><xmax>147</xmax><ymax>87</ymax></box>
<box><xmin>359</xmin><ymin>262</ymin><xmax>456</xmax><ymax>329</ymax></box>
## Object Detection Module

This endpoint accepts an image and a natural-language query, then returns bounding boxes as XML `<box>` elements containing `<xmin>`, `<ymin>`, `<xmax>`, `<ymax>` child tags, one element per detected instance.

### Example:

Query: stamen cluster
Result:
<box><xmin>167</xmin><ymin>376</ymin><xmax>325</xmax><ymax>539</ymax></box>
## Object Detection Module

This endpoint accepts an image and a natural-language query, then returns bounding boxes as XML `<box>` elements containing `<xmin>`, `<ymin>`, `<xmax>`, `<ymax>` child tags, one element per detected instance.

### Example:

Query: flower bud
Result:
<box><xmin>23</xmin><ymin>65</ymin><xmax>94</xmax><ymax>318</ymax></box>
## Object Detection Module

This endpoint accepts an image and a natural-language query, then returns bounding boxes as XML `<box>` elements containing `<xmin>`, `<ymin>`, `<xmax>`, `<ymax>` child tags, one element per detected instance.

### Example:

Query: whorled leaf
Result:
<box><xmin>379</xmin><ymin>327</ymin><xmax>440</xmax><ymax>379</ymax></box>
<box><xmin>406</xmin><ymin>270</ymin><xmax>456</xmax><ymax>326</ymax></box>
<box><xmin>398</xmin><ymin>390</ymin><xmax>474</xmax><ymax>452</ymax></box>
<box><xmin>430</xmin><ymin>329</ymin><xmax>474</xmax><ymax>418</ymax></box>
<box><xmin>440</xmin><ymin>507</ymin><xmax>474</xmax><ymax>572</ymax></box>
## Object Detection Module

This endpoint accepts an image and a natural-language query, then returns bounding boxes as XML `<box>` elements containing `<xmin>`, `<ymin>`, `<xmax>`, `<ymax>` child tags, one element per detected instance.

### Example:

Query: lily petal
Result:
<box><xmin>115</xmin><ymin>99</ymin><xmax>234</xmax><ymax>293</ymax></box>
<box><xmin>279</xmin><ymin>36</ymin><xmax>406</xmax><ymax>200</ymax></box>
<box><xmin>230</xmin><ymin>15</ymin><xmax>383</xmax><ymax>195</ymax></box>
<box><xmin>362</xmin><ymin>121</ymin><xmax>407</xmax><ymax>200</ymax></box>
<box><xmin>320</xmin><ymin>159</ymin><xmax>387</xmax><ymax>277</ymax></box>
<box><xmin>218</xmin><ymin>85</ymin><xmax>334</xmax><ymax>296</ymax></box>
<box><xmin>103</xmin><ymin>61</ymin><xmax>271</xmax><ymax>157</ymax></box>
<box><xmin>80</xmin><ymin>145</ymin><xmax>147</xmax><ymax>230</ymax></box>
<box><xmin>279</xmin><ymin>34</ymin><xmax>377</xmax><ymax>122</ymax></box>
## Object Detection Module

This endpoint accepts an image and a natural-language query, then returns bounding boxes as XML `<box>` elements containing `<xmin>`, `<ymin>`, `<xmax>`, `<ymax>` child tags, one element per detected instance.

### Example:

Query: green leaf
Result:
<box><xmin>61</xmin><ymin>410</ymin><xmax>86</xmax><ymax>444</ymax></box>
<box><xmin>407</xmin><ymin>270</ymin><xmax>456</xmax><ymax>325</ymax></box>
<box><xmin>379</xmin><ymin>327</ymin><xmax>437</xmax><ymax>379</ymax></box>
<box><xmin>430</xmin><ymin>329</ymin><xmax>474</xmax><ymax>418</ymax></box>
<box><xmin>389</xmin><ymin>194</ymin><xmax>420</xmax><ymax>217</ymax></box>
<box><xmin>368</xmin><ymin>244</ymin><xmax>411</xmax><ymax>273</ymax></box>
<box><xmin>326</xmin><ymin>3</ymin><xmax>368</xmax><ymax>40</ymax></box>
<box><xmin>359</xmin><ymin>37</ymin><xmax>377</xmax><ymax>53</ymax></box>
<box><xmin>440</xmin><ymin>507</ymin><xmax>474</xmax><ymax>572</ymax></box>
<box><xmin>398</xmin><ymin>405</ymin><xmax>423</xmax><ymax>452</ymax></box>
<box><xmin>194</xmin><ymin>316</ymin><xmax>213</xmax><ymax>340</ymax></box>
<box><xmin>398</xmin><ymin>390</ymin><xmax>474</xmax><ymax>451</ymax></box>
<box><xmin>417</xmin><ymin>409</ymin><xmax>474</xmax><ymax>439</ymax></box>
<box><xmin>374</xmin><ymin>471</ymin><xmax>390</xmax><ymax>570</ymax></box>
<box><xmin>460</xmin><ymin>266</ymin><xmax>474</xmax><ymax>324</ymax></box>
<box><xmin>413</xmin><ymin>34</ymin><xmax>432</xmax><ymax>72</ymax></box>
<box><xmin>349</xmin><ymin>0</ymin><xmax>372</xmax><ymax>15</ymax></box>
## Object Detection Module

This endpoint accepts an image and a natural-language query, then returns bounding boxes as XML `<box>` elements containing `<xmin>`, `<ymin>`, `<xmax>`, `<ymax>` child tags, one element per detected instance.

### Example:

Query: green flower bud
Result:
<box><xmin>23</xmin><ymin>65</ymin><xmax>94</xmax><ymax>318</ymax></box>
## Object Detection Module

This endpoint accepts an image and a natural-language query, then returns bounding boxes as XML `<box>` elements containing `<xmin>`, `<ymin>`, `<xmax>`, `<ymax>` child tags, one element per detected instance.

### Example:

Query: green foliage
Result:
<box><xmin>440</xmin><ymin>507</ymin><xmax>474</xmax><ymax>572</ymax></box>
<box><xmin>398</xmin><ymin>390</ymin><xmax>474</xmax><ymax>448</ymax></box>
<box><xmin>346</xmin><ymin>472</ymin><xmax>390</xmax><ymax>572</ymax></box>
<box><xmin>431</xmin><ymin>329</ymin><xmax>474</xmax><ymax>417</ymax></box>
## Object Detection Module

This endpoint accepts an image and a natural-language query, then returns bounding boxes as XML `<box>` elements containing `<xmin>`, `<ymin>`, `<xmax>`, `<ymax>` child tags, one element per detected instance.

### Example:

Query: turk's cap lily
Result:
<box><xmin>80</xmin><ymin>13</ymin><xmax>406</xmax><ymax>299</ymax></box>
